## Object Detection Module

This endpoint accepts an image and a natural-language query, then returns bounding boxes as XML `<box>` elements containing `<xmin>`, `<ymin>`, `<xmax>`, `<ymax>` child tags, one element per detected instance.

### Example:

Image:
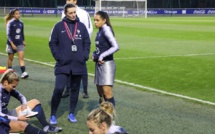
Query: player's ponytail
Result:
<box><xmin>0</xmin><ymin>69</ymin><xmax>19</xmax><ymax>84</ymax></box>
<box><xmin>4</xmin><ymin>8</ymin><xmax>19</xmax><ymax>25</ymax></box>
<box><xmin>96</xmin><ymin>11</ymin><xmax>115</xmax><ymax>36</ymax></box>
<box><xmin>87</xmin><ymin>107</ymin><xmax>113</xmax><ymax>128</ymax></box>
<box><xmin>100</xmin><ymin>101</ymin><xmax>116</xmax><ymax>122</ymax></box>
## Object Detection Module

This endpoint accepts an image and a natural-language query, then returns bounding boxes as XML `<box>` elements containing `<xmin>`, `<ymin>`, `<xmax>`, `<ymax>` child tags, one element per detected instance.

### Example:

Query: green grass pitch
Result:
<box><xmin>0</xmin><ymin>16</ymin><xmax>215</xmax><ymax>133</ymax></box>
<box><xmin>1</xmin><ymin>16</ymin><xmax>215</xmax><ymax>102</ymax></box>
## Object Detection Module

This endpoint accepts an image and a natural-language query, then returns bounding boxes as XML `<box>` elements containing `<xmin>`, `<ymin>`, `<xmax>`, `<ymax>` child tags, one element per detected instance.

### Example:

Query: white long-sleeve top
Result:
<box><xmin>62</xmin><ymin>6</ymin><xmax>93</xmax><ymax>36</ymax></box>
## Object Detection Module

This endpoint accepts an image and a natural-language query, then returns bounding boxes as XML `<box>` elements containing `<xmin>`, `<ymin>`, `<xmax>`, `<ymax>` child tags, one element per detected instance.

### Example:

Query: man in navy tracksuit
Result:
<box><xmin>49</xmin><ymin>3</ymin><xmax>91</xmax><ymax>124</ymax></box>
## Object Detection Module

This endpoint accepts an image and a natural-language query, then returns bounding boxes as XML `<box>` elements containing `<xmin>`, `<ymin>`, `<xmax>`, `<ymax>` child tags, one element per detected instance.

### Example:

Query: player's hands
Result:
<box><xmin>11</xmin><ymin>43</ymin><xmax>17</xmax><ymax>50</ymax></box>
<box><xmin>21</xmin><ymin>104</ymin><xmax>27</xmax><ymax>111</ymax></box>
<box><xmin>23</xmin><ymin>41</ymin><xmax>26</xmax><ymax>46</ymax></box>
<box><xmin>98</xmin><ymin>60</ymin><xmax>104</xmax><ymax>64</ymax></box>
<box><xmin>18</xmin><ymin>114</ymin><xmax>30</xmax><ymax>121</ymax></box>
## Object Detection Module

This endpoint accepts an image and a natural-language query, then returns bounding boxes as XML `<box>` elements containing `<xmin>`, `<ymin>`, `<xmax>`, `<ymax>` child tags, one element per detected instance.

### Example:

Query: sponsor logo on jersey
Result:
<box><xmin>15</xmin><ymin>35</ymin><xmax>21</xmax><ymax>39</ymax></box>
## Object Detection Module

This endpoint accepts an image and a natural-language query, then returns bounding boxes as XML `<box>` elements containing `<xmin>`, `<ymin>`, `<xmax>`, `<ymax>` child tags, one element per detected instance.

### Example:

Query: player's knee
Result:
<box><xmin>53</xmin><ymin>88</ymin><xmax>64</xmax><ymax>95</ymax></box>
<box><xmin>18</xmin><ymin>57</ymin><xmax>24</xmax><ymax>60</ymax></box>
<box><xmin>29</xmin><ymin>99</ymin><xmax>40</xmax><ymax>105</ymax></box>
<box><xmin>19</xmin><ymin>122</ymin><xmax>28</xmax><ymax>131</ymax></box>
<box><xmin>104</xmin><ymin>93</ymin><xmax>112</xmax><ymax>99</ymax></box>
<box><xmin>8</xmin><ymin>58</ymin><xmax>13</xmax><ymax>61</ymax></box>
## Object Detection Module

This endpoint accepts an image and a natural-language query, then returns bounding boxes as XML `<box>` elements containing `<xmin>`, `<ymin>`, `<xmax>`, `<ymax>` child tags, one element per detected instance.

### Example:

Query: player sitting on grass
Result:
<box><xmin>0</xmin><ymin>69</ymin><xmax>62</xmax><ymax>133</ymax></box>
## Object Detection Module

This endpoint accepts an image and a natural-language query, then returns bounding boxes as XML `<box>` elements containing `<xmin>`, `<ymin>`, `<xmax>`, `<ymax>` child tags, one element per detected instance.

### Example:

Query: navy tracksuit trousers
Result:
<box><xmin>66</xmin><ymin>73</ymin><xmax>88</xmax><ymax>91</ymax></box>
<box><xmin>51</xmin><ymin>73</ymin><xmax>82</xmax><ymax>115</ymax></box>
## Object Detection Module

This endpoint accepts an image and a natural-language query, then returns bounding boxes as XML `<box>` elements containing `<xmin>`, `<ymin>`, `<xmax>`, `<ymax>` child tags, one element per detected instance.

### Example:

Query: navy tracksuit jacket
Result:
<box><xmin>49</xmin><ymin>17</ymin><xmax>91</xmax><ymax>75</ymax></box>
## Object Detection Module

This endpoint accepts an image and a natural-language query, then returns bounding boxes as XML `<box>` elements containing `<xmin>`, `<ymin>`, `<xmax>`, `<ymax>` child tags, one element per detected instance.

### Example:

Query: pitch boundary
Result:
<box><xmin>1</xmin><ymin>52</ymin><xmax>215</xmax><ymax>106</ymax></box>
<box><xmin>115</xmin><ymin>53</ymin><xmax>215</xmax><ymax>60</ymax></box>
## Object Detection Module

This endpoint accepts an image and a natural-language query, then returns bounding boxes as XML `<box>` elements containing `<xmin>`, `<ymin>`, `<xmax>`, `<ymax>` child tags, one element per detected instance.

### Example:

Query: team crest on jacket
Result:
<box><xmin>16</xmin><ymin>28</ymin><xmax>21</xmax><ymax>34</ymax></box>
<box><xmin>76</xmin><ymin>29</ymin><xmax>82</xmax><ymax>39</ymax></box>
<box><xmin>96</xmin><ymin>47</ymin><xmax>100</xmax><ymax>54</ymax></box>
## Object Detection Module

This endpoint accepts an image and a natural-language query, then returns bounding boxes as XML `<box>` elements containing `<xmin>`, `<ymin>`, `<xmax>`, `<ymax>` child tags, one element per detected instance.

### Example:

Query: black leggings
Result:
<box><xmin>51</xmin><ymin>73</ymin><xmax>82</xmax><ymax>115</ymax></box>
<box><xmin>81</xmin><ymin>73</ymin><xmax>88</xmax><ymax>87</ymax></box>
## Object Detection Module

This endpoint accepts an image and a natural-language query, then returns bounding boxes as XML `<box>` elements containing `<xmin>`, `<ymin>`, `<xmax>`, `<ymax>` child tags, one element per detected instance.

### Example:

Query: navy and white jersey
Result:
<box><xmin>0</xmin><ymin>84</ymin><xmax>27</xmax><ymax>120</ymax></box>
<box><xmin>94</xmin><ymin>24</ymin><xmax>119</xmax><ymax>62</ymax></box>
<box><xmin>6</xmin><ymin>18</ymin><xmax>25</xmax><ymax>46</ymax></box>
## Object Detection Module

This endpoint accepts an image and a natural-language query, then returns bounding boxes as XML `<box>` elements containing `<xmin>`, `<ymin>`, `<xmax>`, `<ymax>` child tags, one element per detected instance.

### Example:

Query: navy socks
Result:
<box><xmin>33</xmin><ymin>104</ymin><xmax>49</xmax><ymax>127</ymax></box>
<box><xmin>25</xmin><ymin>124</ymin><xmax>47</xmax><ymax>134</ymax></box>
<box><xmin>105</xmin><ymin>97</ymin><xmax>115</xmax><ymax>106</ymax></box>
<box><xmin>20</xmin><ymin>66</ymin><xmax>25</xmax><ymax>73</ymax></box>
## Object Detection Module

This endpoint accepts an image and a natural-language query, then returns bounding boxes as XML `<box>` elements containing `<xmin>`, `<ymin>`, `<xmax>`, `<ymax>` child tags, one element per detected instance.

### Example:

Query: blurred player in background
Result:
<box><xmin>5</xmin><ymin>8</ymin><xmax>29</xmax><ymax>79</ymax></box>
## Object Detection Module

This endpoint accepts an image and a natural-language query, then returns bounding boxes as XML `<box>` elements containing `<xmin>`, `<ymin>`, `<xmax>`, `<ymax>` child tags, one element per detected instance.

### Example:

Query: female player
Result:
<box><xmin>5</xmin><ymin>8</ymin><xmax>28</xmax><ymax>78</ymax></box>
<box><xmin>92</xmin><ymin>11</ymin><xmax>120</xmax><ymax>106</ymax></box>
<box><xmin>87</xmin><ymin>101</ymin><xmax>128</xmax><ymax>134</ymax></box>
<box><xmin>0</xmin><ymin>69</ymin><xmax>62</xmax><ymax>133</ymax></box>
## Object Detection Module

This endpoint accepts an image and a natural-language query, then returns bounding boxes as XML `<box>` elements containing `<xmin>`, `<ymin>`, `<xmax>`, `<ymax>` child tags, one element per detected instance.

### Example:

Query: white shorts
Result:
<box><xmin>94</xmin><ymin>60</ymin><xmax>116</xmax><ymax>86</ymax></box>
<box><xmin>6</xmin><ymin>44</ymin><xmax>25</xmax><ymax>54</ymax></box>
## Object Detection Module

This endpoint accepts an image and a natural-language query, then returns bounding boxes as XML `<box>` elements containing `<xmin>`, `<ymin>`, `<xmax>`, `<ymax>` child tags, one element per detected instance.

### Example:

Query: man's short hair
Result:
<box><xmin>64</xmin><ymin>3</ymin><xmax>76</xmax><ymax>14</ymax></box>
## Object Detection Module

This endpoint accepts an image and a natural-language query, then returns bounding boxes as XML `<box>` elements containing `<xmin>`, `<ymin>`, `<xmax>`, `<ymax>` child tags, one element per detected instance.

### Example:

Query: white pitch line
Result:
<box><xmin>115</xmin><ymin>79</ymin><xmax>215</xmax><ymax>106</ymax></box>
<box><xmin>115</xmin><ymin>53</ymin><xmax>215</xmax><ymax>60</ymax></box>
<box><xmin>1</xmin><ymin>52</ymin><xmax>215</xmax><ymax>106</ymax></box>
<box><xmin>47</xmin><ymin>62</ymin><xmax>56</xmax><ymax>64</ymax></box>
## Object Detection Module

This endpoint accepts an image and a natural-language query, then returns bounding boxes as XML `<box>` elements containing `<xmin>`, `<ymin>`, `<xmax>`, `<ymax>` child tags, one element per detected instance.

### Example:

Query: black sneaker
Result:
<box><xmin>83</xmin><ymin>93</ymin><xmax>89</xmax><ymax>98</ymax></box>
<box><xmin>43</xmin><ymin>125</ymin><xmax>62</xmax><ymax>133</ymax></box>
<box><xmin>61</xmin><ymin>90</ymin><xmax>70</xmax><ymax>98</ymax></box>
<box><xmin>83</xmin><ymin>90</ymin><xmax>89</xmax><ymax>98</ymax></box>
